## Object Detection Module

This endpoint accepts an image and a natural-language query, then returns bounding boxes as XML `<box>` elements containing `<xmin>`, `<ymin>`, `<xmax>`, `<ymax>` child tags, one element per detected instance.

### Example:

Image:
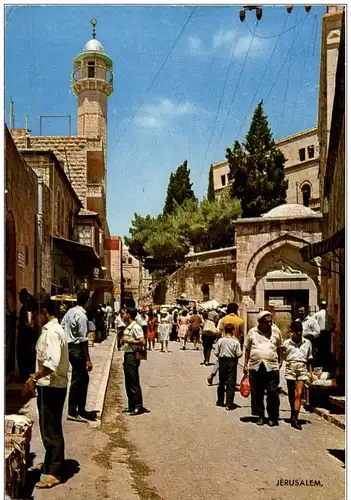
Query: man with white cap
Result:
<box><xmin>243</xmin><ymin>310</ymin><xmax>283</xmax><ymax>427</ymax></box>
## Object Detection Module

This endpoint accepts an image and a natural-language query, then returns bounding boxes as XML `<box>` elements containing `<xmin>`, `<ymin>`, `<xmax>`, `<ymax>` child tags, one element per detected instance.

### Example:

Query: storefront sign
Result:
<box><xmin>269</xmin><ymin>297</ymin><xmax>284</xmax><ymax>306</ymax></box>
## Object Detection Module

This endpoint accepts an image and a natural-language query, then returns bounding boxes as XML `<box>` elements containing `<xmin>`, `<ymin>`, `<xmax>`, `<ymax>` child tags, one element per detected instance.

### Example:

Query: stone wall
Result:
<box><xmin>12</xmin><ymin>134</ymin><xmax>101</xmax><ymax>205</ymax></box>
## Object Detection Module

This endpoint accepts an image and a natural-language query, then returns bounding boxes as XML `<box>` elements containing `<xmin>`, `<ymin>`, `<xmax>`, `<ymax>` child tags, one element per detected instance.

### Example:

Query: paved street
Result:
<box><xmin>27</xmin><ymin>339</ymin><xmax>344</xmax><ymax>500</ymax></box>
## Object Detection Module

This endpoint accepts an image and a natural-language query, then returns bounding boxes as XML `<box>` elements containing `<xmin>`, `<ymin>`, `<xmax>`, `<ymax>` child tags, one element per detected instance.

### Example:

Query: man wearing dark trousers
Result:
<box><xmin>61</xmin><ymin>291</ymin><xmax>93</xmax><ymax>422</ymax></box>
<box><xmin>244</xmin><ymin>311</ymin><xmax>283</xmax><ymax>427</ymax></box>
<box><xmin>122</xmin><ymin>307</ymin><xmax>148</xmax><ymax>416</ymax></box>
<box><xmin>23</xmin><ymin>295</ymin><xmax>69</xmax><ymax>489</ymax></box>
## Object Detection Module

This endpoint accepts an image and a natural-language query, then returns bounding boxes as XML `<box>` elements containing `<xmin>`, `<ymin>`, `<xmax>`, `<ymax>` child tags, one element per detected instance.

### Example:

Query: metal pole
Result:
<box><xmin>36</xmin><ymin>178</ymin><xmax>43</xmax><ymax>297</ymax></box>
<box><xmin>25</xmin><ymin>113</ymin><xmax>29</xmax><ymax>133</ymax></box>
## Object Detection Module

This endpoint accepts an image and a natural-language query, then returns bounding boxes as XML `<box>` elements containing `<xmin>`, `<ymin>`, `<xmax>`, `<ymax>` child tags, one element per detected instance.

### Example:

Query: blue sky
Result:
<box><xmin>5</xmin><ymin>4</ymin><xmax>325</xmax><ymax>237</ymax></box>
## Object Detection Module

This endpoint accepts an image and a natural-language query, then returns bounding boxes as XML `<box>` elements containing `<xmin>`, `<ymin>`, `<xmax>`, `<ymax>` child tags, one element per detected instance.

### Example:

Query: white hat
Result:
<box><xmin>257</xmin><ymin>310</ymin><xmax>272</xmax><ymax>322</ymax></box>
<box><xmin>161</xmin><ymin>308</ymin><xmax>168</xmax><ymax>314</ymax></box>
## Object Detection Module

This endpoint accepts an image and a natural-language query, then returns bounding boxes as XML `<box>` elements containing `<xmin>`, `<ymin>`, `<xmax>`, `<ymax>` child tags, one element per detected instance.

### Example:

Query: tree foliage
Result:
<box><xmin>163</xmin><ymin>160</ymin><xmax>196</xmax><ymax>215</ymax></box>
<box><xmin>207</xmin><ymin>165</ymin><xmax>215</xmax><ymax>202</ymax></box>
<box><xmin>227</xmin><ymin>100</ymin><xmax>288</xmax><ymax>218</ymax></box>
<box><xmin>125</xmin><ymin>195</ymin><xmax>241</xmax><ymax>271</ymax></box>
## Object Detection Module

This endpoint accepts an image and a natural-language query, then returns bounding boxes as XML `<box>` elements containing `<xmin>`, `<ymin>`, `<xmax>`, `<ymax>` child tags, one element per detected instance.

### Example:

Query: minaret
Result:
<box><xmin>72</xmin><ymin>19</ymin><xmax>113</xmax><ymax>143</ymax></box>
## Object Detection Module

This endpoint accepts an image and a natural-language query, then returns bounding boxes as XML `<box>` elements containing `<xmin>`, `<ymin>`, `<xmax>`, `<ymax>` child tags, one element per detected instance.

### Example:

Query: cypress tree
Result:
<box><xmin>207</xmin><ymin>165</ymin><xmax>215</xmax><ymax>202</ymax></box>
<box><xmin>227</xmin><ymin>100</ymin><xmax>288</xmax><ymax>218</ymax></box>
<box><xmin>163</xmin><ymin>160</ymin><xmax>196</xmax><ymax>215</ymax></box>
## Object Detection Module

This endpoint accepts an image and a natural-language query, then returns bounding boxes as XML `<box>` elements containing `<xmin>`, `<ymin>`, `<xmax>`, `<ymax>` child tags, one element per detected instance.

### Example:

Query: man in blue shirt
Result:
<box><xmin>61</xmin><ymin>291</ymin><xmax>92</xmax><ymax>422</ymax></box>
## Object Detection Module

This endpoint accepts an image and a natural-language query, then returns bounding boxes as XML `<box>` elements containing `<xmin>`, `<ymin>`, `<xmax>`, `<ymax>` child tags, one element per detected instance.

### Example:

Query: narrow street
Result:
<box><xmin>26</xmin><ymin>340</ymin><xmax>344</xmax><ymax>500</ymax></box>
<box><xmin>105</xmin><ymin>342</ymin><xmax>345</xmax><ymax>500</ymax></box>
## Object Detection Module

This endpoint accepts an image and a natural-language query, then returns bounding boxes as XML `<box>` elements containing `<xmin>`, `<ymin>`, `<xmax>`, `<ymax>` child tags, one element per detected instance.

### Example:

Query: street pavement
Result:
<box><xmin>22</xmin><ymin>339</ymin><xmax>345</xmax><ymax>500</ymax></box>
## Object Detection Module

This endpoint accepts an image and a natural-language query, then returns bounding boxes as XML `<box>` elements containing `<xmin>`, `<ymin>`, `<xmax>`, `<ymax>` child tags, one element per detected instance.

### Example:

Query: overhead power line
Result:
<box><xmin>199</xmin><ymin>23</ymin><xmax>241</xmax><ymax>178</ymax></box>
<box><xmin>115</xmin><ymin>6</ymin><xmax>197</xmax><ymax>148</ymax></box>
<box><xmin>281</xmin><ymin>8</ymin><xmax>299</xmax><ymax>122</ymax></box>
<box><xmin>235</xmin><ymin>11</ymin><xmax>289</xmax><ymax>142</ymax></box>
<box><xmin>244</xmin><ymin>13</ymin><xmax>309</xmax><ymax>39</ymax></box>
<box><xmin>264</xmin><ymin>14</ymin><xmax>309</xmax><ymax>104</ymax></box>
<box><xmin>216</xmin><ymin>21</ymin><xmax>258</xmax><ymax>149</ymax></box>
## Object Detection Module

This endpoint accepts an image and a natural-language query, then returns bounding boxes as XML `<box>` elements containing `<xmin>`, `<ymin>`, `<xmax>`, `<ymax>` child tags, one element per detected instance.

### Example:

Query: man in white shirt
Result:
<box><xmin>105</xmin><ymin>303</ymin><xmax>114</xmax><ymax>331</ymax></box>
<box><xmin>297</xmin><ymin>306</ymin><xmax>320</xmax><ymax>366</ymax></box>
<box><xmin>122</xmin><ymin>308</ymin><xmax>147</xmax><ymax>416</ymax></box>
<box><xmin>23</xmin><ymin>295</ymin><xmax>68</xmax><ymax>489</ymax></box>
<box><xmin>61</xmin><ymin>291</ymin><xmax>93</xmax><ymax>423</ymax></box>
<box><xmin>244</xmin><ymin>311</ymin><xmax>283</xmax><ymax>427</ymax></box>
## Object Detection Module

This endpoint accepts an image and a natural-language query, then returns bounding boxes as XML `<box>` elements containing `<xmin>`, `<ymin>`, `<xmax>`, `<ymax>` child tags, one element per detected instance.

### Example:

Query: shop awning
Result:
<box><xmin>53</xmin><ymin>236</ymin><xmax>101</xmax><ymax>269</ymax></box>
<box><xmin>300</xmin><ymin>228</ymin><xmax>345</xmax><ymax>262</ymax></box>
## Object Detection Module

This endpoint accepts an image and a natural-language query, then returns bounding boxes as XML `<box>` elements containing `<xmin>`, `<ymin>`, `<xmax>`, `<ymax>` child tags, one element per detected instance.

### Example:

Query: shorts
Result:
<box><xmin>285</xmin><ymin>361</ymin><xmax>308</xmax><ymax>381</ymax></box>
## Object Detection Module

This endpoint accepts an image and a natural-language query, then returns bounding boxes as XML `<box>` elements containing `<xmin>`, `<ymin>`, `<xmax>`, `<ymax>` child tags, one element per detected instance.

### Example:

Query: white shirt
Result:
<box><xmin>122</xmin><ymin>321</ymin><xmax>144</xmax><ymax>352</ymax></box>
<box><xmin>61</xmin><ymin>305</ymin><xmax>88</xmax><ymax>344</ymax></box>
<box><xmin>283</xmin><ymin>337</ymin><xmax>313</xmax><ymax>364</ymax></box>
<box><xmin>214</xmin><ymin>336</ymin><xmax>242</xmax><ymax>359</ymax></box>
<box><xmin>35</xmin><ymin>318</ymin><xmax>69</xmax><ymax>388</ymax></box>
<box><xmin>245</xmin><ymin>325</ymin><xmax>283</xmax><ymax>372</ymax></box>
<box><xmin>314</xmin><ymin>309</ymin><xmax>333</xmax><ymax>331</ymax></box>
<box><xmin>136</xmin><ymin>313</ymin><xmax>148</xmax><ymax>327</ymax></box>
<box><xmin>116</xmin><ymin>315</ymin><xmax>125</xmax><ymax>328</ymax></box>
<box><xmin>302</xmin><ymin>315</ymin><xmax>320</xmax><ymax>339</ymax></box>
<box><xmin>106</xmin><ymin>305</ymin><xmax>113</xmax><ymax>316</ymax></box>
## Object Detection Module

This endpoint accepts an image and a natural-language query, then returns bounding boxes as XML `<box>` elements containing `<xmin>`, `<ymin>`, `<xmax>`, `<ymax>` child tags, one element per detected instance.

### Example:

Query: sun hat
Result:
<box><xmin>257</xmin><ymin>310</ymin><xmax>273</xmax><ymax>322</ymax></box>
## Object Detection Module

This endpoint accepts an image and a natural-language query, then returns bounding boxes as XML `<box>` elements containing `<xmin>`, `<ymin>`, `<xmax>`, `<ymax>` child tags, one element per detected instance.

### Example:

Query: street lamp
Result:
<box><xmin>239</xmin><ymin>5</ymin><xmax>263</xmax><ymax>22</ymax></box>
<box><xmin>286</xmin><ymin>5</ymin><xmax>312</xmax><ymax>14</ymax></box>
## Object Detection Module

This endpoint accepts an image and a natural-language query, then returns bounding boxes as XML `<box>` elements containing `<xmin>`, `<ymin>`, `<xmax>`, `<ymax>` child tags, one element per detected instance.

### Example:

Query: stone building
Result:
<box><xmin>138</xmin><ymin>265</ymin><xmax>153</xmax><ymax>307</ymax></box>
<box><xmin>301</xmin><ymin>6</ymin><xmax>345</xmax><ymax>368</ymax></box>
<box><xmin>235</xmin><ymin>204</ymin><xmax>322</xmax><ymax>338</ymax></box>
<box><xmin>11</xmin><ymin>21</ymin><xmax>113</xmax><ymax>303</ymax></box>
<box><xmin>122</xmin><ymin>246</ymin><xmax>140</xmax><ymax>307</ymax></box>
<box><xmin>212</xmin><ymin>128</ymin><xmax>320</xmax><ymax>210</ymax></box>
<box><xmin>107</xmin><ymin>236</ymin><xmax>123</xmax><ymax>311</ymax></box>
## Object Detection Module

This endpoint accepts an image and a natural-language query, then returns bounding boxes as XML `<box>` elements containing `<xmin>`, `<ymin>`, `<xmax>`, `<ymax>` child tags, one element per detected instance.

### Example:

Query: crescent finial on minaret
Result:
<box><xmin>91</xmin><ymin>18</ymin><xmax>97</xmax><ymax>39</ymax></box>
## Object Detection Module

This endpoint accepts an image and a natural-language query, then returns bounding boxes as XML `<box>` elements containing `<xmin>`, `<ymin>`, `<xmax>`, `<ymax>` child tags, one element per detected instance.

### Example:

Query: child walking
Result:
<box><xmin>283</xmin><ymin>320</ymin><xmax>313</xmax><ymax>430</ymax></box>
<box><xmin>214</xmin><ymin>324</ymin><xmax>242</xmax><ymax>411</ymax></box>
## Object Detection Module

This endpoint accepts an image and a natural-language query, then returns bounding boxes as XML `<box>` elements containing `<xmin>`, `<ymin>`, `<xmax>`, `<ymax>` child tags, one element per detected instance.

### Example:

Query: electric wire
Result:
<box><xmin>281</xmin><ymin>8</ymin><xmax>298</xmax><ymax>121</ymax></box>
<box><xmin>115</xmin><ymin>6</ymin><xmax>197</xmax><ymax>148</ymax></box>
<box><xmin>264</xmin><ymin>15</ymin><xmax>309</xmax><ymax>104</ymax></box>
<box><xmin>235</xmin><ymin>12</ymin><xmax>289</xmax><ymax>142</ymax></box>
<box><xmin>244</xmin><ymin>12</ymin><xmax>309</xmax><ymax>39</ymax></box>
<box><xmin>289</xmin><ymin>15</ymin><xmax>316</xmax><ymax>122</ymax></box>
<box><xmin>199</xmin><ymin>23</ymin><xmax>241</xmax><ymax>177</ymax></box>
<box><xmin>216</xmin><ymin>21</ymin><xmax>258</xmax><ymax>149</ymax></box>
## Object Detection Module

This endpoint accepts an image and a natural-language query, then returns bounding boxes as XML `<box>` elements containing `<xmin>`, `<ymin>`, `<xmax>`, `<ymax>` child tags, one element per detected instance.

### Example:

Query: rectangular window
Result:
<box><xmin>299</xmin><ymin>148</ymin><xmax>306</xmax><ymax>162</ymax></box>
<box><xmin>88</xmin><ymin>61</ymin><xmax>95</xmax><ymax>78</ymax></box>
<box><xmin>307</xmin><ymin>145</ymin><xmax>315</xmax><ymax>159</ymax></box>
<box><xmin>221</xmin><ymin>174</ymin><xmax>226</xmax><ymax>186</ymax></box>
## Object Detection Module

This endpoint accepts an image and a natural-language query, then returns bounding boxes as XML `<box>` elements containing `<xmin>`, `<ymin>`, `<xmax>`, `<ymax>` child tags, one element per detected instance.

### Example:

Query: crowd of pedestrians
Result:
<box><xmin>11</xmin><ymin>288</ymin><xmax>336</xmax><ymax>490</ymax></box>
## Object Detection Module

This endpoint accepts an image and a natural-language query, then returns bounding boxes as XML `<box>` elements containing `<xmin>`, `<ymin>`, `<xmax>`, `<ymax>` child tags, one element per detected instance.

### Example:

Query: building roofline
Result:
<box><xmin>186</xmin><ymin>246</ymin><xmax>236</xmax><ymax>258</ymax></box>
<box><xmin>19</xmin><ymin>149</ymin><xmax>82</xmax><ymax>208</ymax></box>
<box><xmin>275</xmin><ymin>127</ymin><xmax>318</xmax><ymax>145</ymax></box>
<box><xmin>234</xmin><ymin>214</ymin><xmax>323</xmax><ymax>224</ymax></box>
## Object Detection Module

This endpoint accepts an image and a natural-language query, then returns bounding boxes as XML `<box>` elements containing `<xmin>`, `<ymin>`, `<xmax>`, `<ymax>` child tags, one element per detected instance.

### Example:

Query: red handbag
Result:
<box><xmin>240</xmin><ymin>374</ymin><xmax>251</xmax><ymax>398</ymax></box>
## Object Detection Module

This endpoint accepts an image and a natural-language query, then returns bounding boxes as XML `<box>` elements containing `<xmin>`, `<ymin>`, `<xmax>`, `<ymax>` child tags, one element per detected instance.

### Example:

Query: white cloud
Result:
<box><xmin>188</xmin><ymin>35</ymin><xmax>202</xmax><ymax>52</ymax></box>
<box><xmin>134</xmin><ymin>98</ymin><xmax>197</xmax><ymax>129</ymax></box>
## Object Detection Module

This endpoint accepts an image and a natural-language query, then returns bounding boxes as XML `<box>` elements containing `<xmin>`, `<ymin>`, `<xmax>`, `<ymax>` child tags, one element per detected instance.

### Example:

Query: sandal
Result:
<box><xmin>35</xmin><ymin>475</ymin><xmax>61</xmax><ymax>489</ymax></box>
<box><xmin>30</xmin><ymin>462</ymin><xmax>43</xmax><ymax>471</ymax></box>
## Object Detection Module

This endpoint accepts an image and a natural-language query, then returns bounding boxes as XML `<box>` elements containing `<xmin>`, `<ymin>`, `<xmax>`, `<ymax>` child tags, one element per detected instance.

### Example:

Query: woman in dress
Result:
<box><xmin>201</xmin><ymin>310</ymin><xmax>218</xmax><ymax>365</ymax></box>
<box><xmin>158</xmin><ymin>309</ymin><xmax>172</xmax><ymax>353</ymax></box>
<box><xmin>147</xmin><ymin>311</ymin><xmax>158</xmax><ymax>351</ymax></box>
<box><xmin>178</xmin><ymin>309</ymin><xmax>190</xmax><ymax>350</ymax></box>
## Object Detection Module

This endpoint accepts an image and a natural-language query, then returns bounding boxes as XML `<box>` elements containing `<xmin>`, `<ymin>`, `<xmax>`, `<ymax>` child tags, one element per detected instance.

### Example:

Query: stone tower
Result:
<box><xmin>72</xmin><ymin>19</ymin><xmax>113</xmax><ymax>144</ymax></box>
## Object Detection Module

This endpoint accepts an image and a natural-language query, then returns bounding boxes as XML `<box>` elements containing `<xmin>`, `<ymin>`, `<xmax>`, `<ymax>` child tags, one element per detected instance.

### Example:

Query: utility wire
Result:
<box><xmin>199</xmin><ymin>23</ymin><xmax>241</xmax><ymax>177</ymax></box>
<box><xmin>235</xmin><ymin>13</ymin><xmax>289</xmax><ymax>142</ymax></box>
<box><xmin>264</xmin><ymin>15</ymin><xmax>309</xmax><ymax>104</ymax></box>
<box><xmin>281</xmin><ymin>8</ymin><xmax>298</xmax><ymax>122</ymax></box>
<box><xmin>289</xmin><ymin>14</ymin><xmax>316</xmax><ymax>122</ymax></box>
<box><xmin>216</xmin><ymin>21</ymin><xmax>258</xmax><ymax>149</ymax></box>
<box><xmin>115</xmin><ymin>6</ymin><xmax>196</xmax><ymax>148</ymax></box>
<box><xmin>244</xmin><ymin>13</ymin><xmax>309</xmax><ymax>39</ymax></box>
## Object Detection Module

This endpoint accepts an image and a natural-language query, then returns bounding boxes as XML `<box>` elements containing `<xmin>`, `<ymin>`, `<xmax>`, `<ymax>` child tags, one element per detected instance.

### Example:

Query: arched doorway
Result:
<box><xmin>6</xmin><ymin>211</ymin><xmax>17</xmax><ymax>374</ymax></box>
<box><xmin>201</xmin><ymin>284</ymin><xmax>210</xmax><ymax>302</ymax></box>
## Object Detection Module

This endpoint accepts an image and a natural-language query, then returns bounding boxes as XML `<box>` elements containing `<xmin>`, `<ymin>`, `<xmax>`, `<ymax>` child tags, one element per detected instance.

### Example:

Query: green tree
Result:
<box><xmin>163</xmin><ymin>160</ymin><xmax>197</xmax><ymax>215</ymax></box>
<box><xmin>207</xmin><ymin>165</ymin><xmax>215</xmax><ymax>201</ymax></box>
<box><xmin>227</xmin><ymin>100</ymin><xmax>288</xmax><ymax>218</ymax></box>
